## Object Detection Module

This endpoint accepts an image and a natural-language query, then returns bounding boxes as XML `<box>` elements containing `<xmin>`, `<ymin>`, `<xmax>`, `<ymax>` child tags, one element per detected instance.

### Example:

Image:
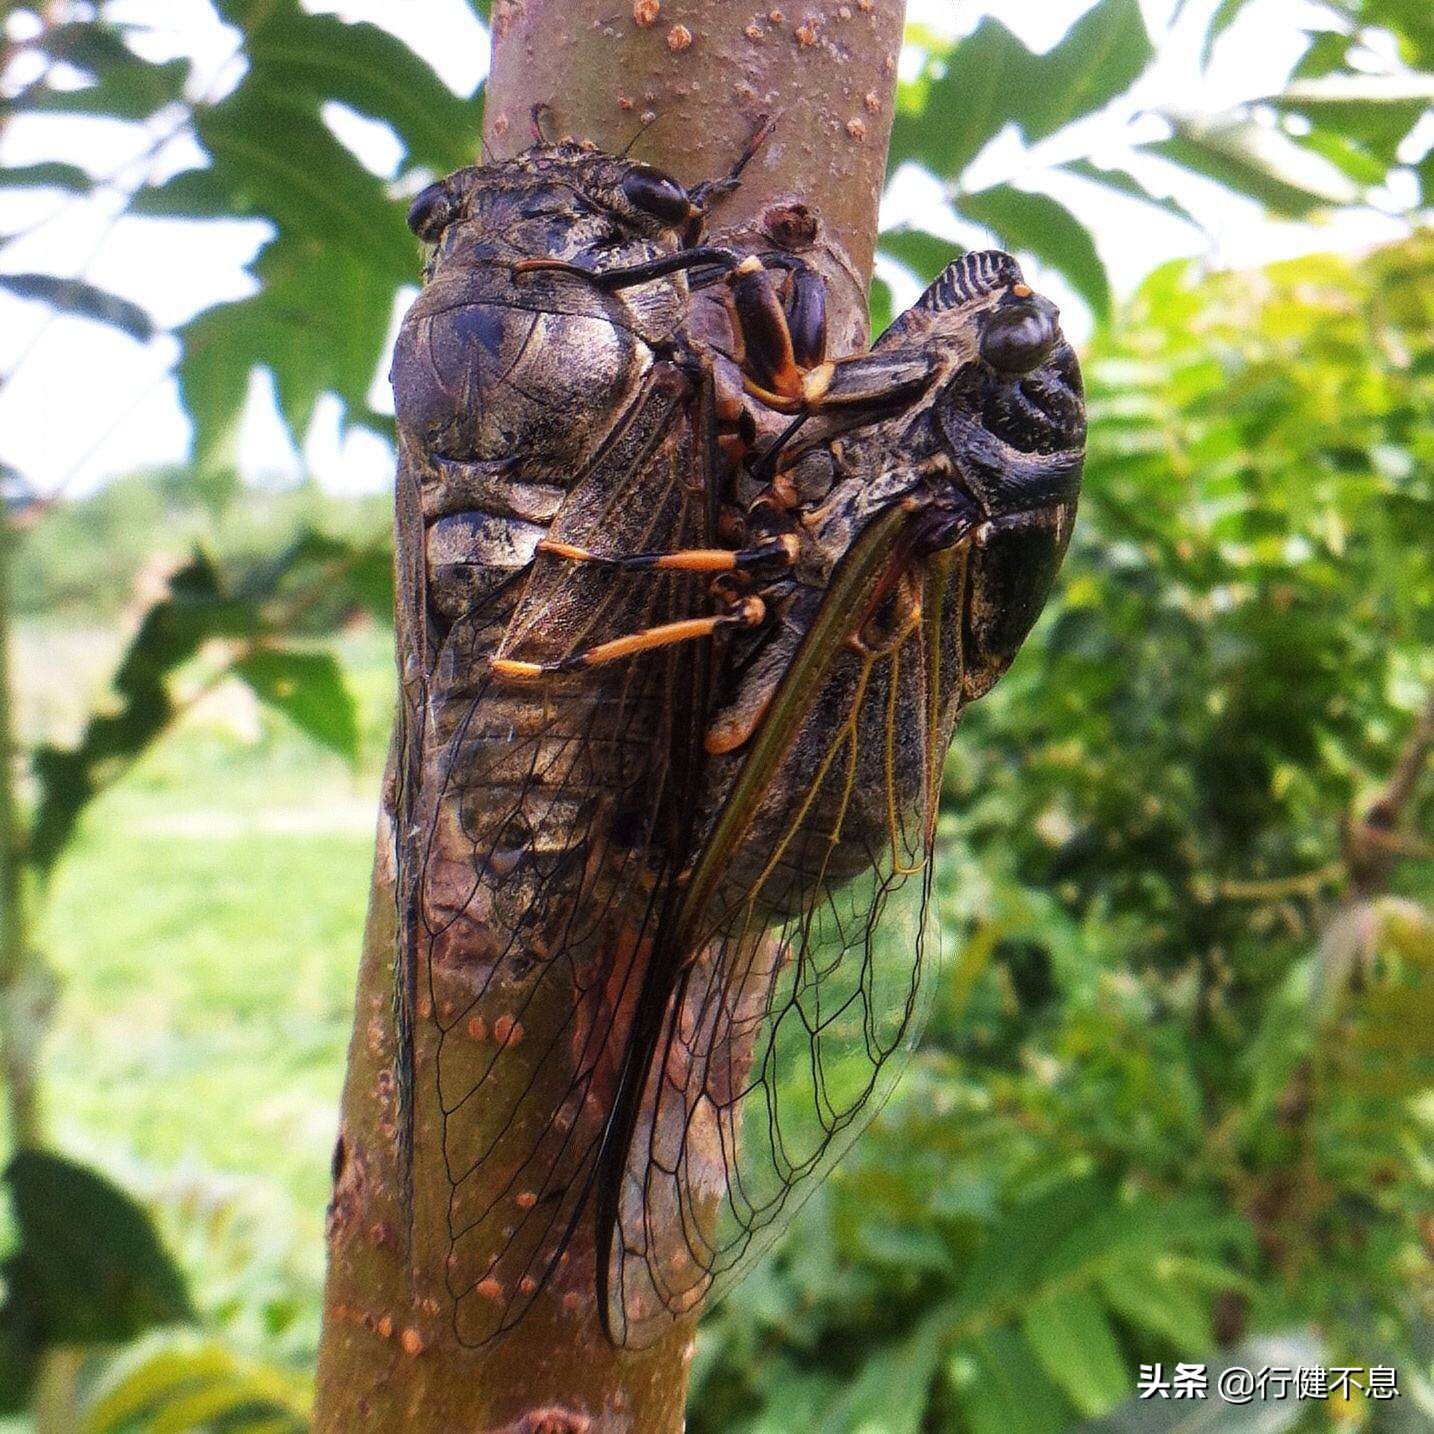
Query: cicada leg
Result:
<box><xmin>682</xmin><ymin>114</ymin><xmax>776</xmax><ymax>243</ymax></box>
<box><xmin>534</xmin><ymin>533</ymin><xmax>797</xmax><ymax>575</ymax></box>
<box><xmin>724</xmin><ymin>257</ymin><xmax>826</xmax><ymax>400</ymax></box>
<box><xmin>726</xmin><ymin>257</ymin><xmax>940</xmax><ymax>422</ymax></box>
<box><xmin>492</xmin><ymin>529</ymin><xmax>797</xmax><ymax>679</ymax></box>
<box><xmin>491</xmin><ymin>596</ymin><xmax>767</xmax><ymax>679</ymax></box>
<box><xmin>848</xmin><ymin>567</ymin><xmax>925</xmax><ymax>659</ymax></box>
<box><xmin>512</xmin><ymin>246</ymin><xmax>741</xmax><ymax>292</ymax></box>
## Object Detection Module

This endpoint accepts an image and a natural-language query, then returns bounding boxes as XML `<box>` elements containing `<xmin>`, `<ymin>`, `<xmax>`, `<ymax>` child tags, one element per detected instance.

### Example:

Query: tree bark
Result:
<box><xmin>314</xmin><ymin>3</ymin><xmax>904</xmax><ymax>1429</ymax></box>
<box><xmin>485</xmin><ymin>0</ymin><xmax>903</xmax><ymax>342</ymax></box>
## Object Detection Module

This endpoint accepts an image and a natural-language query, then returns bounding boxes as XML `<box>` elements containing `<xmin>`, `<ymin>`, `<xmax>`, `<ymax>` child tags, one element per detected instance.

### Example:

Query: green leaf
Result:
<box><xmin>951</xmin><ymin>1179</ymin><xmax>1110</xmax><ymax>1318</ymax></box>
<box><xmin>1199</xmin><ymin>0</ymin><xmax>1248</xmax><ymax>69</ymax></box>
<box><xmin>890</xmin><ymin>2</ymin><xmax>1152</xmax><ymax>179</ymax></box>
<box><xmin>0</xmin><ymin>161</ymin><xmax>92</xmax><ymax>192</ymax></box>
<box><xmin>84</xmin><ymin>1342</ymin><xmax>239</xmax><ymax>1432</ymax></box>
<box><xmin>1014</xmin><ymin>0</ymin><xmax>1153</xmax><ymax>143</ymax></box>
<box><xmin>242</xmin><ymin>7</ymin><xmax>482</xmax><ymax>171</ymax></box>
<box><xmin>1060</xmin><ymin>159</ymin><xmax>1201</xmax><ymax>229</ymax></box>
<box><xmin>24</xmin><ymin>534</ymin><xmax>373</xmax><ymax>869</ymax></box>
<box><xmin>2</xmin><ymin>1152</ymin><xmax>192</xmax><ymax>1346</ymax></box>
<box><xmin>890</xmin><ymin>21</ymin><xmax>1031</xmax><ymax>179</ymax></box>
<box><xmin>80</xmin><ymin>1335</ymin><xmax>310</xmax><ymax>1434</ymax></box>
<box><xmin>169</xmin><ymin>86</ymin><xmax>413</xmax><ymax>274</ymax></box>
<box><xmin>954</xmin><ymin>1328</ymin><xmax>1072</xmax><ymax>1434</ymax></box>
<box><xmin>959</xmin><ymin>185</ymin><xmax>1111</xmax><ymax>318</ymax></box>
<box><xmin>825</xmin><ymin>1308</ymin><xmax>950</xmax><ymax>1434</ymax></box>
<box><xmin>0</xmin><ymin>273</ymin><xmax>155</xmax><ymax>341</ymax></box>
<box><xmin>1365</xmin><ymin>0</ymin><xmax>1434</xmax><ymax>68</ymax></box>
<box><xmin>1271</xmin><ymin>73</ymin><xmax>1434</xmax><ymax>163</ymax></box>
<box><xmin>278</xmin><ymin>529</ymin><xmax>394</xmax><ymax>622</ymax></box>
<box><xmin>125</xmin><ymin>166</ymin><xmax>240</xmax><ymax>221</ymax></box>
<box><xmin>1100</xmin><ymin>1263</ymin><xmax>1214</xmax><ymax>1352</ymax></box>
<box><xmin>867</xmin><ymin>274</ymin><xmax>893</xmax><ymax>342</ymax></box>
<box><xmin>1040</xmin><ymin>1194</ymin><xmax>1243</xmax><ymax>1285</ymax></box>
<box><xmin>27</xmin><ymin>22</ymin><xmax>188</xmax><ymax>120</ymax></box>
<box><xmin>136</xmin><ymin>9</ymin><xmax>425</xmax><ymax>467</ymax></box>
<box><xmin>179</xmin><ymin>240</ymin><xmax>402</xmax><ymax>470</ymax></box>
<box><xmin>234</xmin><ymin>647</ymin><xmax>359</xmax><ymax>760</ymax></box>
<box><xmin>1022</xmin><ymin>1288</ymin><xmax>1130</xmax><ymax>1416</ymax></box>
<box><xmin>0</xmin><ymin>1300</ymin><xmax>39</xmax><ymax>1415</ymax></box>
<box><xmin>1294</xmin><ymin>129</ymin><xmax>1394</xmax><ymax>186</ymax></box>
<box><xmin>745</xmin><ymin>1367</ymin><xmax>838</xmax><ymax>1433</ymax></box>
<box><xmin>1146</xmin><ymin>119</ymin><xmax>1357</xmax><ymax>218</ymax></box>
<box><xmin>27</xmin><ymin>554</ymin><xmax>231</xmax><ymax>871</ymax></box>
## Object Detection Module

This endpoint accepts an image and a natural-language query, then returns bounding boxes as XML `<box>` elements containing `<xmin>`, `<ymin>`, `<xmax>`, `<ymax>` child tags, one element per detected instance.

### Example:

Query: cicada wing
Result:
<box><xmin>393</xmin><ymin>427</ymin><xmax>435</xmax><ymax>1205</ymax></box>
<box><xmin>602</xmin><ymin>511</ymin><xmax>976</xmax><ymax>1347</ymax></box>
<box><xmin>407</xmin><ymin>364</ymin><xmax>715</xmax><ymax>1347</ymax></box>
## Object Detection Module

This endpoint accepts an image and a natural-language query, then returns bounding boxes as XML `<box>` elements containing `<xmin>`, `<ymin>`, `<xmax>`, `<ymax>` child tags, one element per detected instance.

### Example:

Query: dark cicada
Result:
<box><xmin>598</xmin><ymin>250</ymin><xmax>1084</xmax><ymax>1344</ymax></box>
<box><xmin>389</xmin><ymin>135</ymin><xmax>1084</xmax><ymax>1350</ymax></box>
<box><xmin>391</xmin><ymin>134</ymin><xmax>779</xmax><ymax>1349</ymax></box>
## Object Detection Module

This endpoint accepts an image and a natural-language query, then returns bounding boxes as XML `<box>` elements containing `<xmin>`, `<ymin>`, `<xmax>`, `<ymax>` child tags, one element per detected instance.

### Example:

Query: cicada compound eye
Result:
<box><xmin>620</xmin><ymin>163</ymin><xmax>693</xmax><ymax>226</ymax></box>
<box><xmin>980</xmin><ymin>294</ymin><xmax>1061</xmax><ymax>375</ymax></box>
<box><xmin>407</xmin><ymin>180</ymin><xmax>457</xmax><ymax>242</ymax></box>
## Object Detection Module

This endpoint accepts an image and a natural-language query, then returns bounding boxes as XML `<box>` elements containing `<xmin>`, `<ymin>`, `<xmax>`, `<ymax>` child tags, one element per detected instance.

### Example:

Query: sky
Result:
<box><xmin>0</xmin><ymin>0</ymin><xmax>1424</xmax><ymax>499</ymax></box>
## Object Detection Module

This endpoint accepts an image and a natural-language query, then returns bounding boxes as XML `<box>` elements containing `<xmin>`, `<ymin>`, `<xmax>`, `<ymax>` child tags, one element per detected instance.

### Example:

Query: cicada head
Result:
<box><xmin>887</xmin><ymin>251</ymin><xmax>1086</xmax><ymax>699</ymax></box>
<box><xmin>406</xmin><ymin>147</ymin><xmax>699</xmax><ymax>275</ymax></box>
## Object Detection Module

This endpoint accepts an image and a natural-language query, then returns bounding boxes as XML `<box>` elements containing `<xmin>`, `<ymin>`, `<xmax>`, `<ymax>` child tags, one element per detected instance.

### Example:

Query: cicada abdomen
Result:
<box><xmin>601</xmin><ymin>251</ymin><xmax>1086</xmax><ymax>1345</ymax></box>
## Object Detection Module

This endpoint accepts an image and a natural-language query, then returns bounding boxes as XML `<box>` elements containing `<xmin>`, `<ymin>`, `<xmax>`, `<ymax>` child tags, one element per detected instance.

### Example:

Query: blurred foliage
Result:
<box><xmin>27</xmin><ymin>535</ymin><xmax>387</xmax><ymax>874</ymax></box>
<box><xmin>0</xmin><ymin>1154</ymin><xmax>192</xmax><ymax>1415</ymax></box>
<box><xmin>876</xmin><ymin>0</ymin><xmax>1433</xmax><ymax>328</ymax></box>
<box><xmin>1</xmin><ymin>0</ymin><xmax>1432</xmax><ymax>1429</ymax></box>
<box><xmin>4</xmin><ymin>0</ymin><xmax>484</xmax><ymax>484</ymax></box>
<box><xmin>689</xmin><ymin>236</ymin><xmax>1433</xmax><ymax>1433</ymax></box>
<box><xmin>77</xmin><ymin>1334</ymin><xmax>310</xmax><ymax>1434</ymax></box>
<box><xmin>9</xmin><ymin>471</ymin><xmax>387</xmax><ymax>622</ymax></box>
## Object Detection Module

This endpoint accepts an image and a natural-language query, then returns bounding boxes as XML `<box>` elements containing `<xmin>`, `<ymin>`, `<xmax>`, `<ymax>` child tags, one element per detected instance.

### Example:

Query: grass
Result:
<box><xmin>23</xmin><ymin>621</ymin><xmax>396</xmax><ymax>1349</ymax></box>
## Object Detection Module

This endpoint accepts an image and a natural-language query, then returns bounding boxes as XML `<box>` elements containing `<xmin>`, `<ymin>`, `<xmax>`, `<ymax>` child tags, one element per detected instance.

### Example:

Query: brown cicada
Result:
<box><xmin>389</xmin><ymin>133</ymin><xmax>1084</xmax><ymax>1350</ymax></box>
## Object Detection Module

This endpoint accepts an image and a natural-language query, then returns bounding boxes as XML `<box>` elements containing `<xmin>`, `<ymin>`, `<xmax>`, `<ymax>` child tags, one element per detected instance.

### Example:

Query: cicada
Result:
<box><xmin>388</xmin><ymin>134</ymin><xmax>1084</xmax><ymax>1350</ymax></box>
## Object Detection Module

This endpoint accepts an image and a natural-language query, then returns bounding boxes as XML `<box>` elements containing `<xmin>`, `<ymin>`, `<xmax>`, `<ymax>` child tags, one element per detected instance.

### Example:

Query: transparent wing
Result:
<box><xmin>602</xmin><ymin>514</ymin><xmax>976</xmax><ymax>1347</ymax></box>
<box><xmin>401</xmin><ymin>364</ymin><xmax>715</xmax><ymax>1347</ymax></box>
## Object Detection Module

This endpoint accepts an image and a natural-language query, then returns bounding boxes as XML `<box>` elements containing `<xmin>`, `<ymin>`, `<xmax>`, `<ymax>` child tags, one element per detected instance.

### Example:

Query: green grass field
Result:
<box><xmin>21</xmin><ymin>621</ymin><xmax>396</xmax><ymax>1354</ymax></box>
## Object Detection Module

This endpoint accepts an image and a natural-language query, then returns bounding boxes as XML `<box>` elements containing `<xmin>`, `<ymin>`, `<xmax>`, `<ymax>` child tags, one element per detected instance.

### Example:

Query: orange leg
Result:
<box><xmin>492</xmin><ymin>597</ymin><xmax>766</xmax><ymax>679</ymax></box>
<box><xmin>535</xmin><ymin>534</ymin><xmax>797</xmax><ymax>574</ymax></box>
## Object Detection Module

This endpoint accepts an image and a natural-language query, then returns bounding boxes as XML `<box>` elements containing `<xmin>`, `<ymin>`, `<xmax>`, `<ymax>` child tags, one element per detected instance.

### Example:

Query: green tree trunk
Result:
<box><xmin>314</xmin><ymin>3</ymin><xmax>905</xmax><ymax>1427</ymax></box>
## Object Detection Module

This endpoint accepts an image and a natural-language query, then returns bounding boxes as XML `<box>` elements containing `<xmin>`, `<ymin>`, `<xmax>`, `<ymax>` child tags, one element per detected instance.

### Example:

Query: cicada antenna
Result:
<box><xmin>620</xmin><ymin>108</ymin><xmax>665</xmax><ymax>158</ymax></box>
<box><xmin>687</xmin><ymin>113</ymin><xmax>778</xmax><ymax>224</ymax></box>
<box><xmin>730</xmin><ymin>112</ymin><xmax>777</xmax><ymax>183</ymax></box>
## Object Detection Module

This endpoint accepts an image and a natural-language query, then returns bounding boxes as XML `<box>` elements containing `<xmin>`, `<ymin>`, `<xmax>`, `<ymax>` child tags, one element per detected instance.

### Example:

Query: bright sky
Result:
<box><xmin>0</xmin><ymin>0</ymin><xmax>1423</xmax><ymax>499</ymax></box>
